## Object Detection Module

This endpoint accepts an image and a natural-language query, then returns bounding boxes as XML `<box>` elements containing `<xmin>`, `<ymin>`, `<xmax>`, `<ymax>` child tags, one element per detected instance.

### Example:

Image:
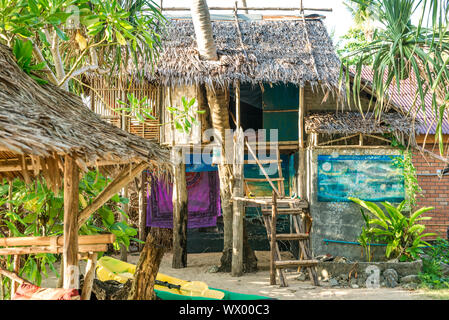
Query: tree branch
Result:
<box><xmin>32</xmin><ymin>43</ymin><xmax>58</xmax><ymax>85</ymax></box>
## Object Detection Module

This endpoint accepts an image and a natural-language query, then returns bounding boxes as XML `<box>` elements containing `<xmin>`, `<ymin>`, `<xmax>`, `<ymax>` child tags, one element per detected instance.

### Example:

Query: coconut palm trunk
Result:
<box><xmin>191</xmin><ymin>0</ymin><xmax>256</xmax><ymax>272</ymax></box>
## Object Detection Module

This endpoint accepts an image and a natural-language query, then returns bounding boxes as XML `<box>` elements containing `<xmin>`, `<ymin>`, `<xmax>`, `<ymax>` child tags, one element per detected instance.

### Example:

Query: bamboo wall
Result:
<box><xmin>89</xmin><ymin>77</ymin><xmax>161</xmax><ymax>141</ymax></box>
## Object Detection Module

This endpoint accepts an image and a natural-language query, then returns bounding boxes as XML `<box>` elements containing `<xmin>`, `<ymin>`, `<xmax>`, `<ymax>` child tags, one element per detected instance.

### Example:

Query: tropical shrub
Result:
<box><xmin>419</xmin><ymin>238</ymin><xmax>449</xmax><ymax>289</ymax></box>
<box><xmin>349</xmin><ymin>197</ymin><xmax>436</xmax><ymax>261</ymax></box>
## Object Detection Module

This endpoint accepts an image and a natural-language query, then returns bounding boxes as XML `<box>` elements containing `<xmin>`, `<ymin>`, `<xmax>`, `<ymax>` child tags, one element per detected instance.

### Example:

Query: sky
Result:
<box><xmin>158</xmin><ymin>0</ymin><xmax>355</xmax><ymax>40</ymax></box>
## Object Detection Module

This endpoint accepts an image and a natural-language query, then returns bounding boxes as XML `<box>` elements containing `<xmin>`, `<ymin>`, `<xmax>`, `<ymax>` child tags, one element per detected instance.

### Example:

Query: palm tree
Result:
<box><xmin>344</xmin><ymin>0</ymin><xmax>377</xmax><ymax>41</ymax></box>
<box><xmin>342</xmin><ymin>0</ymin><xmax>449</xmax><ymax>157</ymax></box>
<box><xmin>190</xmin><ymin>0</ymin><xmax>257</xmax><ymax>272</ymax></box>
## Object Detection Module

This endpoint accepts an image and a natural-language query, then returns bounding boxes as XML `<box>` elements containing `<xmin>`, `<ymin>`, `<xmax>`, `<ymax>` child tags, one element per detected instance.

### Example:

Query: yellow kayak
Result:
<box><xmin>96</xmin><ymin>256</ymin><xmax>225</xmax><ymax>299</ymax></box>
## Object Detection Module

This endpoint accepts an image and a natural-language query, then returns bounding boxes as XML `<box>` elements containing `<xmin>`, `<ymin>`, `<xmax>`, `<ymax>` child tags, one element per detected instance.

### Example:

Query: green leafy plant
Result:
<box><xmin>12</xmin><ymin>39</ymin><xmax>47</xmax><ymax>84</ymax></box>
<box><xmin>0</xmin><ymin>170</ymin><xmax>138</xmax><ymax>299</ymax></box>
<box><xmin>419</xmin><ymin>238</ymin><xmax>449</xmax><ymax>289</ymax></box>
<box><xmin>350</xmin><ymin>197</ymin><xmax>436</xmax><ymax>261</ymax></box>
<box><xmin>167</xmin><ymin>97</ymin><xmax>205</xmax><ymax>133</ymax></box>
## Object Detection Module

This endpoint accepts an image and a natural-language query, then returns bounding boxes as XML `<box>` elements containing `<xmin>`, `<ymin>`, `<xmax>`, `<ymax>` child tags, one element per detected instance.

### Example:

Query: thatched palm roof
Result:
<box><xmin>135</xmin><ymin>16</ymin><xmax>341</xmax><ymax>91</ymax></box>
<box><xmin>305</xmin><ymin>112</ymin><xmax>416</xmax><ymax>136</ymax></box>
<box><xmin>0</xmin><ymin>44</ymin><xmax>169</xmax><ymax>181</ymax></box>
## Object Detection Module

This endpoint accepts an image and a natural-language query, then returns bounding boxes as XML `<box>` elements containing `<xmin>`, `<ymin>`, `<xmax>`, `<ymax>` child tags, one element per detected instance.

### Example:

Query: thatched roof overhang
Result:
<box><xmin>114</xmin><ymin>16</ymin><xmax>342</xmax><ymax>93</ymax></box>
<box><xmin>0</xmin><ymin>44</ymin><xmax>170</xmax><ymax>182</ymax></box>
<box><xmin>305</xmin><ymin>112</ymin><xmax>417</xmax><ymax>137</ymax></box>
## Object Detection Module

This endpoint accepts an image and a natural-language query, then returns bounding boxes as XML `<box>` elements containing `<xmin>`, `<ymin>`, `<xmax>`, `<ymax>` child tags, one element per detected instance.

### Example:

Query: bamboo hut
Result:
<box><xmin>86</xmin><ymin>13</ymin><xmax>416</xmax><ymax>283</ymax></box>
<box><xmin>0</xmin><ymin>43</ymin><xmax>170</xmax><ymax>296</ymax></box>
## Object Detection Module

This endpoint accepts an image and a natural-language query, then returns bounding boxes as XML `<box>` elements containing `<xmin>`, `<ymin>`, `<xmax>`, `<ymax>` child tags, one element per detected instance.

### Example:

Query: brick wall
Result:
<box><xmin>412</xmin><ymin>146</ymin><xmax>449</xmax><ymax>239</ymax></box>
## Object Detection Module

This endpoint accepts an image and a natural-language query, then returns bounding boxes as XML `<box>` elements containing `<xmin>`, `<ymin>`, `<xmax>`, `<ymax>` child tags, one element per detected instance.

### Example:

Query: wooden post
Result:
<box><xmin>10</xmin><ymin>255</ymin><xmax>20</xmax><ymax>297</ymax></box>
<box><xmin>270</xmin><ymin>191</ymin><xmax>277</xmax><ymax>285</ymax></box>
<box><xmin>172</xmin><ymin>148</ymin><xmax>188</xmax><ymax>269</ymax></box>
<box><xmin>81</xmin><ymin>252</ymin><xmax>97</xmax><ymax>300</ymax></box>
<box><xmin>138</xmin><ymin>171</ymin><xmax>147</xmax><ymax>251</ymax></box>
<box><xmin>120</xmin><ymin>185</ymin><xmax>128</xmax><ymax>262</ymax></box>
<box><xmin>63</xmin><ymin>155</ymin><xmax>80</xmax><ymax>290</ymax></box>
<box><xmin>232</xmin><ymin>128</ymin><xmax>244</xmax><ymax>276</ymax></box>
<box><xmin>298</xmin><ymin>87</ymin><xmax>307</xmax><ymax>200</ymax></box>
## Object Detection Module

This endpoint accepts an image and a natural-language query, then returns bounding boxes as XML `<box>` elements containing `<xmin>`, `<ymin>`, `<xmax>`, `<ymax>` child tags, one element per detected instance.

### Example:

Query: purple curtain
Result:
<box><xmin>147</xmin><ymin>171</ymin><xmax>221</xmax><ymax>228</ymax></box>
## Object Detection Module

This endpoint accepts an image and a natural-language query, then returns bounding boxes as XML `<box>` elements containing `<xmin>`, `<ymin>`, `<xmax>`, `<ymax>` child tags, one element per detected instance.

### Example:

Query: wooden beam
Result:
<box><xmin>81</xmin><ymin>252</ymin><xmax>97</xmax><ymax>300</ymax></box>
<box><xmin>77</xmin><ymin>161</ymin><xmax>149</xmax><ymax>228</ymax></box>
<box><xmin>270</xmin><ymin>192</ymin><xmax>277</xmax><ymax>285</ymax></box>
<box><xmin>138</xmin><ymin>171</ymin><xmax>147</xmax><ymax>251</ymax></box>
<box><xmin>0</xmin><ymin>234</ymin><xmax>115</xmax><ymax>247</ymax></box>
<box><xmin>172</xmin><ymin>148</ymin><xmax>188</xmax><ymax>269</ymax></box>
<box><xmin>298</xmin><ymin>87</ymin><xmax>307</xmax><ymax>199</ymax></box>
<box><xmin>0</xmin><ymin>244</ymin><xmax>108</xmax><ymax>256</ymax></box>
<box><xmin>63</xmin><ymin>155</ymin><xmax>80</xmax><ymax>290</ymax></box>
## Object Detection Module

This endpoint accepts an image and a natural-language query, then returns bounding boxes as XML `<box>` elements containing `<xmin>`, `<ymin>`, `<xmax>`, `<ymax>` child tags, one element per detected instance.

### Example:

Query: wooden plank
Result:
<box><xmin>275</xmin><ymin>260</ymin><xmax>318</xmax><ymax>268</ymax></box>
<box><xmin>78</xmin><ymin>162</ymin><xmax>149</xmax><ymax>228</ymax></box>
<box><xmin>0</xmin><ymin>244</ymin><xmax>108</xmax><ymax>256</ymax></box>
<box><xmin>0</xmin><ymin>234</ymin><xmax>115</xmax><ymax>247</ymax></box>
<box><xmin>244</xmin><ymin>159</ymin><xmax>281</xmax><ymax>164</ymax></box>
<box><xmin>244</xmin><ymin>177</ymin><xmax>285</xmax><ymax>182</ymax></box>
<box><xmin>81</xmin><ymin>252</ymin><xmax>97</xmax><ymax>300</ymax></box>
<box><xmin>274</xmin><ymin>233</ymin><xmax>309</xmax><ymax>241</ymax></box>
<box><xmin>63</xmin><ymin>155</ymin><xmax>80</xmax><ymax>290</ymax></box>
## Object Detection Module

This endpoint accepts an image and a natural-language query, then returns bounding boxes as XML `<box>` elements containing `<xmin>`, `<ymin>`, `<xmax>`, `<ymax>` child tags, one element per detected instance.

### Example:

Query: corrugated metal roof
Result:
<box><xmin>355</xmin><ymin>67</ymin><xmax>449</xmax><ymax>135</ymax></box>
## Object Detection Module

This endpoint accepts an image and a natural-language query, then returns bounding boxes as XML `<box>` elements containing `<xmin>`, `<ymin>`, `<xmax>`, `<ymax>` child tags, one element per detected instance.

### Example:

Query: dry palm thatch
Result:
<box><xmin>0</xmin><ymin>44</ymin><xmax>170</xmax><ymax>184</ymax></box>
<box><xmin>305</xmin><ymin>112</ymin><xmax>417</xmax><ymax>136</ymax></box>
<box><xmin>110</xmin><ymin>16</ymin><xmax>342</xmax><ymax>93</ymax></box>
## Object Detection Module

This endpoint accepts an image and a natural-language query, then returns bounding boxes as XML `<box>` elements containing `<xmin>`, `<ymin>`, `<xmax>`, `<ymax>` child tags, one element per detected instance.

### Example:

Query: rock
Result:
<box><xmin>334</xmin><ymin>256</ymin><xmax>348</xmax><ymax>263</ymax></box>
<box><xmin>338</xmin><ymin>273</ymin><xmax>349</xmax><ymax>281</ymax></box>
<box><xmin>315</xmin><ymin>254</ymin><xmax>334</xmax><ymax>262</ymax></box>
<box><xmin>351</xmin><ymin>284</ymin><xmax>359</xmax><ymax>289</ymax></box>
<box><xmin>402</xmin><ymin>282</ymin><xmax>418</xmax><ymax>290</ymax></box>
<box><xmin>400</xmin><ymin>275</ymin><xmax>420</xmax><ymax>284</ymax></box>
<box><xmin>296</xmin><ymin>272</ymin><xmax>308</xmax><ymax>281</ymax></box>
<box><xmin>383</xmin><ymin>269</ymin><xmax>398</xmax><ymax>288</ymax></box>
<box><xmin>440</xmin><ymin>262</ymin><xmax>449</xmax><ymax>276</ymax></box>
<box><xmin>329</xmin><ymin>278</ymin><xmax>339</xmax><ymax>287</ymax></box>
<box><xmin>207</xmin><ymin>265</ymin><xmax>219</xmax><ymax>273</ymax></box>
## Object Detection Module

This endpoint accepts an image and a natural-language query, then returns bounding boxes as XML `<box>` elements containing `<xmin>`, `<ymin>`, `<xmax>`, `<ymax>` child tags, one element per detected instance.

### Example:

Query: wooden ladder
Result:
<box><xmin>262</xmin><ymin>192</ymin><xmax>319</xmax><ymax>287</ymax></box>
<box><xmin>242</xmin><ymin>142</ymin><xmax>319</xmax><ymax>287</ymax></box>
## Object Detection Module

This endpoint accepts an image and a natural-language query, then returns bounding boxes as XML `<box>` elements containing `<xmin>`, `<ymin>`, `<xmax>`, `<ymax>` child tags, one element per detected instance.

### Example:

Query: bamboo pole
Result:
<box><xmin>10</xmin><ymin>255</ymin><xmax>20</xmax><ymax>297</ymax></box>
<box><xmin>0</xmin><ymin>234</ymin><xmax>114</xmax><ymax>247</ymax></box>
<box><xmin>63</xmin><ymin>155</ymin><xmax>80</xmax><ymax>290</ymax></box>
<box><xmin>81</xmin><ymin>252</ymin><xmax>97</xmax><ymax>300</ymax></box>
<box><xmin>0</xmin><ymin>244</ymin><xmax>108</xmax><ymax>256</ymax></box>
<box><xmin>298</xmin><ymin>87</ymin><xmax>306</xmax><ymax>199</ymax></box>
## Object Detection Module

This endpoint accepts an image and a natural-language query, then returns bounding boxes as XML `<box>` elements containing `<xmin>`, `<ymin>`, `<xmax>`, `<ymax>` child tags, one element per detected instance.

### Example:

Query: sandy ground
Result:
<box><xmin>41</xmin><ymin>250</ymin><xmax>438</xmax><ymax>300</ymax></box>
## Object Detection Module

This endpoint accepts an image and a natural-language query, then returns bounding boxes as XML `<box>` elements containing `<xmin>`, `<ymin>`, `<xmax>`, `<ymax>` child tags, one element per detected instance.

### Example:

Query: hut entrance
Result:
<box><xmin>229</xmin><ymin>83</ymin><xmax>263</xmax><ymax>132</ymax></box>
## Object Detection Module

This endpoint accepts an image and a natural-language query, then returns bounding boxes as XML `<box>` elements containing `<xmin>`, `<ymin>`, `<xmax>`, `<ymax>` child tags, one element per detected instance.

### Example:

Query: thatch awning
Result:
<box><xmin>305</xmin><ymin>112</ymin><xmax>416</xmax><ymax>136</ymax></box>
<box><xmin>123</xmin><ymin>16</ymin><xmax>341</xmax><ymax>92</ymax></box>
<box><xmin>0</xmin><ymin>44</ymin><xmax>170</xmax><ymax>181</ymax></box>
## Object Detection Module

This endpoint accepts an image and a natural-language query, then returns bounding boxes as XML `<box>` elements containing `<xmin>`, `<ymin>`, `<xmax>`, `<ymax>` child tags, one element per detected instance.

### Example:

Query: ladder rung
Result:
<box><xmin>244</xmin><ymin>159</ymin><xmax>282</xmax><ymax>164</ymax></box>
<box><xmin>244</xmin><ymin>177</ymin><xmax>284</xmax><ymax>182</ymax></box>
<box><xmin>262</xmin><ymin>208</ymin><xmax>303</xmax><ymax>215</ymax></box>
<box><xmin>275</xmin><ymin>260</ymin><xmax>318</xmax><ymax>268</ymax></box>
<box><xmin>273</xmin><ymin>233</ymin><xmax>309</xmax><ymax>241</ymax></box>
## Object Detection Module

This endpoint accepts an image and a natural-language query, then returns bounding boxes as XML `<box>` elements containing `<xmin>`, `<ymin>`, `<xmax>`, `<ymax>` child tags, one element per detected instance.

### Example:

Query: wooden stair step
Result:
<box><xmin>244</xmin><ymin>177</ymin><xmax>284</xmax><ymax>182</ymax></box>
<box><xmin>262</xmin><ymin>208</ymin><xmax>303</xmax><ymax>215</ymax></box>
<box><xmin>244</xmin><ymin>159</ymin><xmax>282</xmax><ymax>164</ymax></box>
<box><xmin>273</xmin><ymin>233</ymin><xmax>309</xmax><ymax>241</ymax></box>
<box><xmin>275</xmin><ymin>260</ymin><xmax>319</xmax><ymax>268</ymax></box>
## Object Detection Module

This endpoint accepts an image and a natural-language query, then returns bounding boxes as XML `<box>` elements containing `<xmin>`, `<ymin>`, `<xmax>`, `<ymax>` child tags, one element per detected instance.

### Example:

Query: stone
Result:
<box><xmin>296</xmin><ymin>272</ymin><xmax>308</xmax><ymax>281</ymax></box>
<box><xmin>329</xmin><ymin>278</ymin><xmax>339</xmax><ymax>287</ymax></box>
<box><xmin>383</xmin><ymin>269</ymin><xmax>398</xmax><ymax>288</ymax></box>
<box><xmin>402</xmin><ymin>282</ymin><xmax>418</xmax><ymax>290</ymax></box>
<box><xmin>338</xmin><ymin>273</ymin><xmax>349</xmax><ymax>281</ymax></box>
<box><xmin>351</xmin><ymin>284</ymin><xmax>359</xmax><ymax>289</ymax></box>
<box><xmin>400</xmin><ymin>275</ymin><xmax>420</xmax><ymax>284</ymax></box>
<box><xmin>334</xmin><ymin>256</ymin><xmax>348</xmax><ymax>263</ymax></box>
<box><xmin>207</xmin><ymin>265</ymin><xmax>219</xmax><ymax>273</ymax></box>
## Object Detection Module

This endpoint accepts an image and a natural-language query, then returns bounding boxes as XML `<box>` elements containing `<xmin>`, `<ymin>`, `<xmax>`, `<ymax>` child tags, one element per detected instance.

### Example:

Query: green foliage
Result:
<box><xmin>350</xmin><ymin>197</ymin><xmax>436</xmax><ymax>261</ymax></box>
<box><xmin>12</xmin><ymin>39</ymin><xmax>47</xmax><ymax>84</ymax></box>
<box><xmin>419</xmin><ymin>238</ymin><xmax>449</xmax><ymax>289</ymax></box>
<box><xmin>167</xmin><ymin>97</ymin><xmax>205</xmax><ymax>134</ymax></box>
<box><xmin>115</xmin><ymin>92</ymin><xmax>156</xmax><ymax>123</ymax></box>
<box><xmin>340</xmin><ymin>0</ymin><xmax>449</xmax><ymax>155</ymax></box>
<box><xmin>390</xmin><ymin>149</ymin><xmax>422</xmax><ymax>212</ymax></box>
<box><xmin>336</xmin><ymin>28</ymin><xmax>374</xmax><ymax>65</ymax></box>
<box><xmin>0</xmin><ymin>171</ymin><xmax>138</xmax><ymax>299</ymax></box>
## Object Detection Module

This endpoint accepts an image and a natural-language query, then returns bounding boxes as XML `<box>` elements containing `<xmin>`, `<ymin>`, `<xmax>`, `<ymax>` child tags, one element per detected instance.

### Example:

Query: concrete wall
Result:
<box><xmin>308</xmin><ymin>147</ymin><xmax>401</xmax><ymax>261</ymax></box>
